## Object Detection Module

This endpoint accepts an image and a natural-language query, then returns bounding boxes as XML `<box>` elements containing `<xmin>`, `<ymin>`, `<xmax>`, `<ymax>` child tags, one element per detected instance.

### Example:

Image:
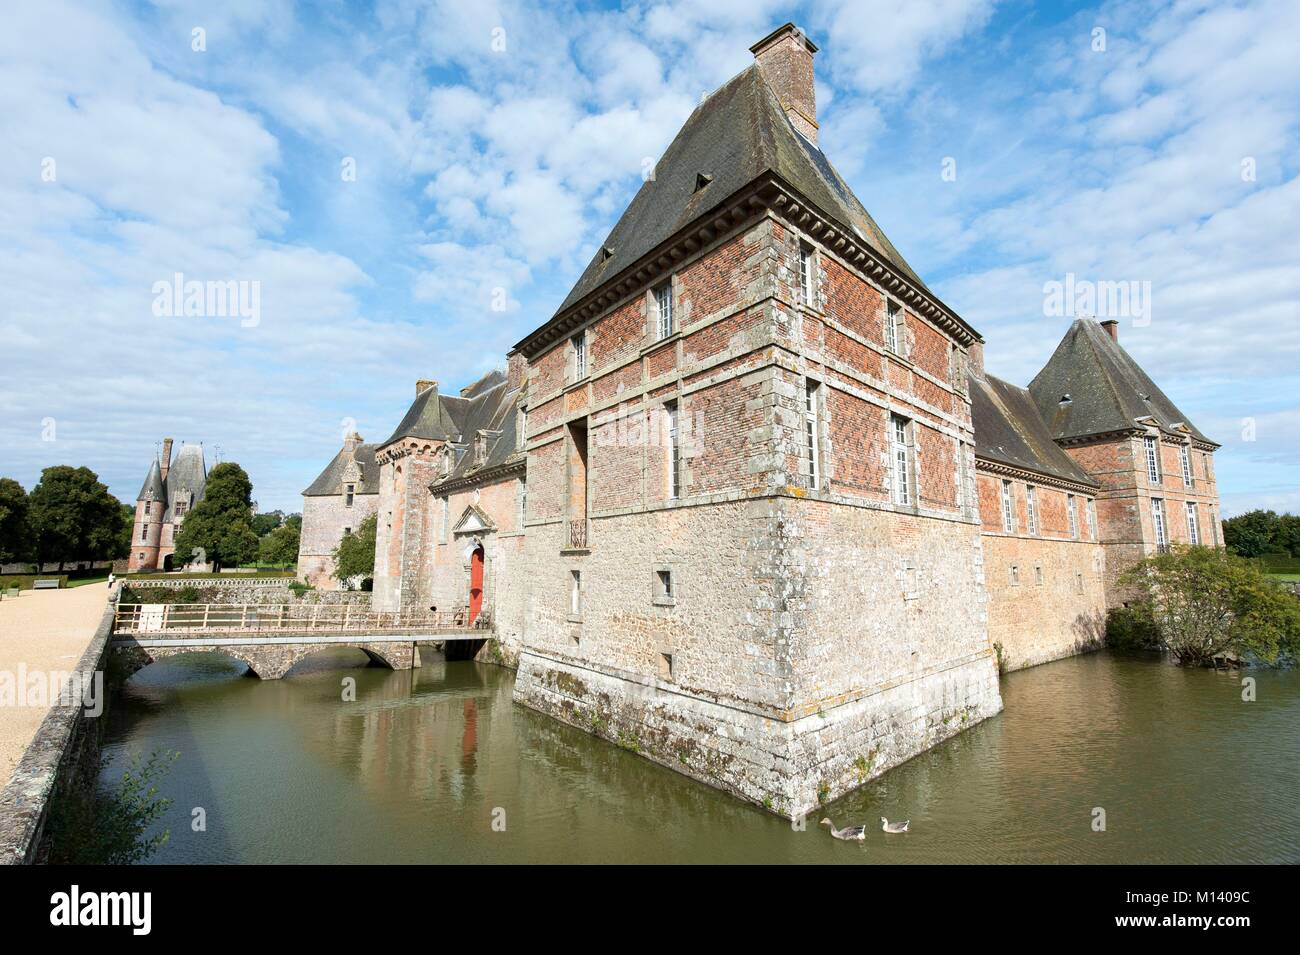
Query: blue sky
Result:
<box><xmin>1</xmin><ymin>0</ymin><xmax>1297</xmax><ymax>516</ymax></box>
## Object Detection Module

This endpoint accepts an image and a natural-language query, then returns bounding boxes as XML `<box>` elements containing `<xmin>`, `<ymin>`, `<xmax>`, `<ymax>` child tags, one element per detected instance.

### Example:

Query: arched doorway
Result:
<box><xmin>468</xmin><ymin>545</ymin><xmax>484</xmax><ymax>625</ymax></box>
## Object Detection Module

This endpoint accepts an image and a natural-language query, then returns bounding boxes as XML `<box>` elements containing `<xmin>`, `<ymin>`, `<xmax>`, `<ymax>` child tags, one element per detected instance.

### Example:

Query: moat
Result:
<box><xmin>97</xmin><ymin>649</ymin><xmax>1300</xmax><ymax>864</ymax></box>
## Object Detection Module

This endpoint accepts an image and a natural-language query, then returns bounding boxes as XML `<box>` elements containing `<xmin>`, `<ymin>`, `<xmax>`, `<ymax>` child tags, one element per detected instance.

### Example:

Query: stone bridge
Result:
<box><xmin>110</xmin><ymin>603</ymin><xmax>491</xmax><ymax>680</ymax></box>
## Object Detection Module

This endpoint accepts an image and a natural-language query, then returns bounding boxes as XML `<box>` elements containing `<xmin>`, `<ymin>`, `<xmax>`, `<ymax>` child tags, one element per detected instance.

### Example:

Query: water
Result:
<box><xmin>96</xmin><ymin>649</ymin><xmax>1300</xmax><ymax>863</ymax></box>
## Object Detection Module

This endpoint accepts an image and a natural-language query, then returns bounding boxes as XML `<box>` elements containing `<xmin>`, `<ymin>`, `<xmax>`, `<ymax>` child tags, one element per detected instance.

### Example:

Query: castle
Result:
<box><xmin>128</xmin><ymin>438</ymin><xmax>210</xmax><ymax>572</ymax></box>
<box><xmin>297</xmin><ymin>25</ymin><xmax>1222</xmax><ymax>817</ymax></box>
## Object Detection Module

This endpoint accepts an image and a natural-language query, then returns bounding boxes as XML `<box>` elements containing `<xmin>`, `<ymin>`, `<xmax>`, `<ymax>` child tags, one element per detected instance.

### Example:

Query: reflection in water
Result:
<box><xmin>101</xmin><ymin>648</ymin><xmax>1300</xmax><ymax>864</ymax></box>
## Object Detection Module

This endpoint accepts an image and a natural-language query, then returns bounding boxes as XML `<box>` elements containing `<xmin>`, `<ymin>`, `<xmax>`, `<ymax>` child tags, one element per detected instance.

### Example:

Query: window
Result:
<box><xmin>518</xmin><ymin>478</ymin><xmax>528</xmax><ymax>530</ymax></box>
<box><xmin>1179</xmin><ymin>445</ymin><xmax>1193</xmax><ymax>488</ymax></box>
<box><xmin>1086</xmin><ymin>498</ymin><xmax>1098</xmax><ymax>540</ymax></box>
<box><xmin>890</xmin><ymin>414</ymin><xmax>911</xmax><ymax>505</ymax></box>
<box><xmin>1152</xmin><ymin>498</ymin><xmax>1167</xmax><ymax>550</ymax></box>
<box><xmin>804</xmin><ymin>379</ymin><xmax>821</xmax><ymax>489</ymax></box>
<box><xmin>665</xmin><ymin>400</ymin><xmax>682</xmax><ymax>499</ymax></box>
<box><xmin>345</xmin><ymin>483</ymin><xmax>355</xmax><ymax>507</ymax></box>
<box><xmin>1026</xmin><ymin>485</ymin><xmax>1039</xmax><ymax>536</ymax></box>
<box><xmin>441</xmin><ymin>497</ymin><xmax>450</xmax><ymax>544</ymax></box>
<box><xmin>1067</xmin><ymin>494</ymin><xmax>1078</xmax><ymax>539</ymax></box>
<box><xmin>1001</xmin><ymin>480</ymin><xmax>1015</xmax><ymax>533</ymax></box>
<box><xmin>654</xmin><ymin>569</ymin><xmax>674</xmax><ymax>604</ymax></box>
<box><xmin>658</xmin><ymin>652</ymin><xmax>674</xmax><ymax>681</ymax></box>
<box><xmin>1144</xmin><ymin>436</ymin><xmax>1161</xmax><ymax>484</ymax></box>
<box><xmin>654</xmin><ymin>282</ymin><xmax>674</xmax><ymax>340</ymax></box>
<box><xmin>1035</xmin><ymin>565</ymin><xmax>1044</xmax><ymax>586</ymax></box>
<box><xmin>1186</xmin><ymin>501</ymin><xmax>1199</xmax><ymax>545</ymax></box>
<box><xmin>571</xmin><ymin>330</ymin><xmax>587</xmax><ymax>380</ymax></box>
<box><xmin>885</xmin><ymin>301</ymin><xmax>901</xmax><ymax>354</ymax></box>
<box><xmin>1009</xmin><ymin>564</ymin><xmax>1020</xmax><ymax>586</ymax></box>
<box><xmin>569</xmin><ymin>570</ymin><xmax>582</xmax><ymax>616</ymax></box>
<box><xmin>141</xmin><ymin>524</ymin><xmax>149</xmax><ymax>542</ymax></box>
<box><xmin>797</xmin><ymin>244</ymin><xmax>814</xmax><ymax>306</ymax></box>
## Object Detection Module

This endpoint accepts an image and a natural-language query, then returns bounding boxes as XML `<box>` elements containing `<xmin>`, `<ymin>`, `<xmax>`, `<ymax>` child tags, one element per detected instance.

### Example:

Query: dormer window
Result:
<box><xmin>1059</xmin><ymin>394</ymin><xmax>1072</xmax><ymax>405</ymax></box>
<box><xmin>693</xmin><ymin>173</ymin><xmax>713</xmax><ymax>192</ymax></box>
<box><xmin>600</xmin><ymin>246</ymin><xmax>614</xmax><ymax>262</ymax></box>
<box><xmin>474</xmin><ymin>432</ymin><xmax>488</xmax><ymax>464</ymax></box>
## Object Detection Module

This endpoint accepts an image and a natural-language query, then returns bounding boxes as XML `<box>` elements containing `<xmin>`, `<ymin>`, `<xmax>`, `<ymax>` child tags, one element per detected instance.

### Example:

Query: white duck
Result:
<box><xmin>820</xmin><ymin>818</ymin><xmax>867</xmax><ymax>841</ymax></box>
<box><xmin>880</xmin><ymin>816</ymin><xmax>910</xmax><ymax>834</ymax></box>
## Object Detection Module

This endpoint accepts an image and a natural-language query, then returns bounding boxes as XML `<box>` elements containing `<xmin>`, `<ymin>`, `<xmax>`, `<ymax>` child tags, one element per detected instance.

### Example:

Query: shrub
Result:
<box><xmin>1105</xmin><ymin>606</ymin><xmax>1162</xmax><ymax>652</ymax></box>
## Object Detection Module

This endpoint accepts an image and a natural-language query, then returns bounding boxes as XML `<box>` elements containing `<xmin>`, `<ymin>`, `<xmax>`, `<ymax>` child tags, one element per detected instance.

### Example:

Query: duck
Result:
<box><xmin>880</xmin><ymin>816</ymin><xmax>910</xmax><ymax>834</ymax></box>
<box><xmin>820</xmin><ymin>818</ymin><xmax>866</xmax><ymax>841</ymax></box>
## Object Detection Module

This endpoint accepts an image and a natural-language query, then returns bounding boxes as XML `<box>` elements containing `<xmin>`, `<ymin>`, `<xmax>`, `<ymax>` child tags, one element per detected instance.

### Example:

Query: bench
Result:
<box><xmin>33</xmin><ymin>579</ymin><xmax>61</xmax><ymax>590</ymax></box>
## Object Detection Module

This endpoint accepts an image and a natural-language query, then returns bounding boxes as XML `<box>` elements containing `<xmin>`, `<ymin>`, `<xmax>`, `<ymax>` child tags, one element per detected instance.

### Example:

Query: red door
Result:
<box><xmin>468</xmin><ymin>546</ymin><xmax>484</xmax><ymax>624</ymax></box>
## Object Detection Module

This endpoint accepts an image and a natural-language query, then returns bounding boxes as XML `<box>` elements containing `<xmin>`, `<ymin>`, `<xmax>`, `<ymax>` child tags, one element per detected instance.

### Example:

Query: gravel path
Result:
<box><xmin>0</xmin><ymin>582</ymin><xmax>111</xmax><ymax>785</ymax></box>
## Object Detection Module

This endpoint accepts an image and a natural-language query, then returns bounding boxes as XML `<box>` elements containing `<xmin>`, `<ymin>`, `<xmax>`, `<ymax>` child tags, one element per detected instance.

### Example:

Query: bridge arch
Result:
<box><xmin>112</xmin><ymin>640</ymin><xmax>418</xmax><ymax>681</ymax></box>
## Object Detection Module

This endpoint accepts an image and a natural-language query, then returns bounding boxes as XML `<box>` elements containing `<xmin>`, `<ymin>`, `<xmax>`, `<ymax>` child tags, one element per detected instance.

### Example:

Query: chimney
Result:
<box><xmin>1100</xmin><ymin>319</ymin><xmax>1119</xmax><ymax>342</ymax></box>
<box><xmin>751</xmin><ymin>23</ymin><xmax>819</xmax><ymax>145</ymax></box>
<box><xmin>160</xmin><ymin>437</ymin><xmax>173</xmax><ymax>481</ymax></box>
<box><xmin>416</xmin><ymin>379</ymin><xmax>437</xmax><ymax>397</ymax></box>
<box><xmin>343</xmin><ymin>431</ymin><xmax>363</xmax><ymax>452</ymax></box>
<box><xmin>967</xmin><ymin>341</ymin><xmax>986</xmax><ymax>381</ymax></box>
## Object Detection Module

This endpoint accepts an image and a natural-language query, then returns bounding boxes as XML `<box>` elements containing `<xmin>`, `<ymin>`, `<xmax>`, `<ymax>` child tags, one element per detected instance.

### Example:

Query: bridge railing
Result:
<box><xmin>114</xmin><ymin>603</ymin><xmax>490</xmax><ymax>635</ymax></box>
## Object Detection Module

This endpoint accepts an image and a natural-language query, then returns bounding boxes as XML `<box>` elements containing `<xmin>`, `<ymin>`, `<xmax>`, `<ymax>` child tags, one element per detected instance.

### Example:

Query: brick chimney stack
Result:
<box><xmin>416</xmin><ymin>379</ymin><xmax>438</xmax><ymax>397</ymax></box>
<box><xmin>160</xmin><ymin>437</ymin><xmax>173</xmax><ymax>481</ymax></box>
<box><xmin>751</xmin><ymin>23</ymin><xmax>819</xmax><ymax>145</ymax></box>
<box><xmin>343</xmin><ymin>431</ymin><xmax>363</xmax><ymax>452</ymax></box>
<box><xmin>1101</xmin><ymin>319</ymin><xmax>1119</xmax><ymax>342</ymax></box>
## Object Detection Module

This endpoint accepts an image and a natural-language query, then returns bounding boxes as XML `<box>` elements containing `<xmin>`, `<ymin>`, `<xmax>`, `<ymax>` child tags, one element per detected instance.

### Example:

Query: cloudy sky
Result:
<box><xmin>1</xmin><ymin>0</ymin><xmax>1296</xmax><ymax>515</ymax></box>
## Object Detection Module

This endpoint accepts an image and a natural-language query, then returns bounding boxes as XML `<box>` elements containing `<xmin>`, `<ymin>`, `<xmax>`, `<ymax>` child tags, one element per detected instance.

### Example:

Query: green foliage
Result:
<box><xmin>26</xmin><ymin>466</ymin><xmax>128</xmax><ymax>568</ymax></box>
<box><xmin>1119</xmin><ymin>544</ymin><xmax>1300</xmax><ymax>666</ymax></box>
<box><xmin>47</xmin><ymin>750</ymin><xmax>179</xmax><ymax>865</ymax></box>
<box><xmin>258</xmin><ymin>521</ymin><xmax>300</xmax><ymax>568</ymax></box>
<box><xmin>0</xmin><ymin>574</ymin><xmax>69</xmax><ymax>591</ymax></box>
<box><xmin>172</xmin><ymin>462</ymin><xmax>259</xmax><ymax>570</ymax></box>
<box><xmin>1222</xmin><ymin>510</ymin><xmax>1300</xmax><ymax>558</ymax></box>
<box><xmin>0</xmin><ymin>477</ymin><xmax>33</xmax><ymax>564</ymax></box>
<box><xmin>251</xmin><ymin>509</ymin><xmax>285</xmax><ymax>537</ymax></box>
<box><xmin>332</xmin><ymin>513</ymin><xmax>376</xmax><ymax>586</ymax></box>
<box><xmin>1104</xmin><ymin>606</ymin><xmax>1162</xmax><ymax>652</ymax></box>
<box><xmin>287</xmin><ymin>580</ymin><xmax>313</xmax><ymax>597</ymax></box>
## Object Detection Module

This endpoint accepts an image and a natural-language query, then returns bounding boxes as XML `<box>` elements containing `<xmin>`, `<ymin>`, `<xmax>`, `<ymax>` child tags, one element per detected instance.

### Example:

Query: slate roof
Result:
<box><xmin>302</xmin><ymin>442</ymin><xmax>380</xmax><ymax>497</ymax></box>
<box><xmin>1027</xmin><ymin>319</ymin><xmax>1215</xmax><ymax>446</ymax></box>
<box><xmin>135</xmin><ymin>443</ymin><xmax>208</xmax><ymax>518</ymax></box>
<box><xmin>137</xmin><ymin>459</ymin><xmax>165</xmax><ymax>501</ymax></box>
<box><xmin>970</xmin><ymin>374</ymin><xmax>1098</xmax><ymax>487</ymax></box>
<box><xmin>380</xmin><ymin>385</ymin><xmax>460</xmax><ymax>445</ymax></box>
<box><xmin>551</xmin><ymin>63</ymin><xmax>930</xmax><ymax>319</ymax></box>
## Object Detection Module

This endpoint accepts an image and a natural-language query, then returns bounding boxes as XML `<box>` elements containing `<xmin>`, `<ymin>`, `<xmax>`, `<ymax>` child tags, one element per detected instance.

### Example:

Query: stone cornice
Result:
<box><xmin>514</xmin><ymin>173</ymin><xmax>981</xmax><ymax>359</ymax></box>
<box><xmin>428</xmin><ymin>457</ymin><xmax>525</xmax><ymax>497</ymax></box>
<box><xmin>975</xmin><ymin>456</ymin><xmax>1099</xmax><ymax>495</ymax></box>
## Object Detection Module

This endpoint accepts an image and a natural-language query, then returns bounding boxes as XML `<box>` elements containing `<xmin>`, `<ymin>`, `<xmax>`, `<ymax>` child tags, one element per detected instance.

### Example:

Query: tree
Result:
<box><xmin>1277</xmin><ymin>514</ymin><xmax>1300</xmax><ymax>559</ymax></box>
<box><xmin>0</xmin><ymin>478</ymin><xmax>33</xmax><ymax>565</ymax></box>
<box><xmin>172</xmin><ymin>462</ymin><xmax>259</xmax><ymax>570</ymax></box>
<box><xmin>1222</xmin><ymin>509</ymin><xmax>1281</xmax><ymax>557</ymax></box>
<box><xmin>332</xmin><ymin>513</ymin><xmax>376</xmax><ymax>587</ymax></box>
<box><xmin>258</xmin><ymin>521</ymin><xmax>300</xmax><ymax>569</ymax></box>
<box><xmin>1119</xmin><ymin>544</ymin><xmax>1300</xmax><ymax>666</ymax></box>
<box><xmin>251</xmin><ymin>509</ymin><xmax>285</xmax><ymax>537</ymax></box>
<box><xmin>27</xmin><ymin>466</ymin><xmax>129</xmax><ymax>570</ymax></box>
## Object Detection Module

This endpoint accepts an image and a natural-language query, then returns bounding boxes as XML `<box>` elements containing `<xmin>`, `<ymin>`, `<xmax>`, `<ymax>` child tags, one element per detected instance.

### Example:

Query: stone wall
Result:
<box><xmin>0</xmin><ymin>588</ymin><xmax>116</xmax><ymax>864</ymax></box>
<box><xmin>512</xmin><ymin>210</ymin><xmax>1002</xmax><ymax>817</ymax></box>
<box><xmin>297</xmin><ymin>491</ymin><xmax>379</xmax><ymax>589</ymax></box>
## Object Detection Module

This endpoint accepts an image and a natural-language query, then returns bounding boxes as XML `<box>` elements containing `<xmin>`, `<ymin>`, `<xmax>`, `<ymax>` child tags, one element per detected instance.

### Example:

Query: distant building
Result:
<box><xmin>296</xmin><ymin>432</ymin><xmax>380</xmax><ymax>588</ymax></box>
<box><xmin>128</xmin><ymin>438</ymin><xmax>209</xmax><ymax>572</ymax></box>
